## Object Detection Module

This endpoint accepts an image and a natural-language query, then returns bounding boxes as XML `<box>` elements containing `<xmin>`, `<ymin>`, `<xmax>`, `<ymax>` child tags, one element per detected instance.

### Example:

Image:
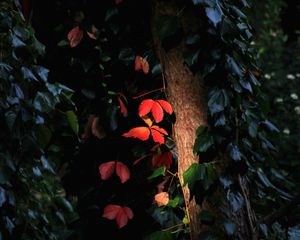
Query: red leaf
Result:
<box><xmin>138</xmin><ymin>99</ymin><xmax>173</xmax><ymax>123</ymax></box>
<box><xmin>67</xmin><ymin>26</ymin><xmax>83</xmax><ymax>47</ymax></box>
<box><xmin>150</xmin><ymin>126</ymin><xmax>168</xmax><ymax>144</ymax></box>
<box><xmin>118</xmin><ymin>96</ymin><xmax>128</xmax><ymax>117</ymax></box>
<box><xmin>102</xmin><ymin>204</ymin><xmax>121</xmax><ymax>220</ymax></box>
<box><xmin>157</xmin><ymin>100</ymin><xmax>173</xmax><ymax>114</ymax></box>
<box><xmin>99</xmin><ymin>161</ymin><xmax>115</xmax><ymax>180</ymax></box>
<box><xmin>122</xmin><ymin>127</ymin><xmax>150</xmax><ymax>141</ymax></box>
<box><xmin>151</xmin><ymin>101</ymin><xmax>164</xmax><ymax>123</ymax></box>
<box><xmin>122</xmin><ymin>206</ymin><xmax>134</xmax><ymax>219</ymax></box>
<box><xmin>152</xmin><ymin>151</ymin><xmax>173</xmax><ymax>170</ymax></box>
<box><xmin>102</xmin><ymin>205</ymin><xmax>134</xmax><ymax>229</ymax></box>
<box><xmin>134</xmin><ymin>56</ymin><xmax>149</xmax><ymax>74</ymax></box>
<box><xmin>116</xmin><ymin>161</ymin><xmax>130</xmax><ymax>183</ymax></box>
<box><xmin>138</xmin><ymin>99</ymin><xmax>154</xmax><ymax>117</ymax></box>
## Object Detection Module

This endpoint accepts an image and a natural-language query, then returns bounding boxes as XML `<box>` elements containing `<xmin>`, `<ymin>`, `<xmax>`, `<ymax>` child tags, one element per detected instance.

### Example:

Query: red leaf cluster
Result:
<box><xmin>99</xmin><ymin>161</ymin><xmax>130</xmax><ymax>183</ymax></box>
<box><xmin>139</xmin><ymin>99</ymin><xmax>173</xmax><ymax>123</ymax></box>
<box><xmin>122</xmin><ymin>125</ymin><xmax>168</xmax><ymax>144</ymax></box>
<box><xmin>102</xmin><ymin>204</ymin><xmax>133</xmax><ymax>228</ymax></box>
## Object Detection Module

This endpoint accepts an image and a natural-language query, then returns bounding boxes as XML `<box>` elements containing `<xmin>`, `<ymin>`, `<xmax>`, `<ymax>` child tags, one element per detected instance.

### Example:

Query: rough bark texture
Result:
<box><xmin>152</xmin><ymin>2</ymin><xmax>207</xmax><ymax>239</ymax></box>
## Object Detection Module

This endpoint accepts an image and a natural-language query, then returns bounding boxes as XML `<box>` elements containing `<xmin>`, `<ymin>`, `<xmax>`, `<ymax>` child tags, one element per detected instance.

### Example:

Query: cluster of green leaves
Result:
<box><xmin>0</xmin><ymin>1</ymin><xmax>76</xmax><ymax>239</ymax></box>
<box><xmin>247</xmin><ymin>0</ymin><xmax>300</xmax><ymax>237</ymax></box>
<box><xmin>170</xmin><ymin>0</ymin><xmax>296</xmax><ymax>238</ymax></box>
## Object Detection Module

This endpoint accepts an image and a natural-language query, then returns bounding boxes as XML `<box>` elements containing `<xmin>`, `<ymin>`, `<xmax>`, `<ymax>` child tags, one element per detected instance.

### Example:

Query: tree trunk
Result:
<box><xmin>151</xmin><ymin>1</ymin><xmax>255</xmax><ymax>239</ymax></box>
<box><xmin>152</xmin><ymin>2</ymin><xmax>207</xmax><ymax>239</ymax></box>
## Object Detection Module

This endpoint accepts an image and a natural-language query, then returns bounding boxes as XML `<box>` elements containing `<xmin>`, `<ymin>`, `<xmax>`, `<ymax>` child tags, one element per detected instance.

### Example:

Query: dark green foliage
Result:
<box><xmin>0</xmin><ymin>1</ymin><xmax>76</xmax><ymax>239</ymax></box>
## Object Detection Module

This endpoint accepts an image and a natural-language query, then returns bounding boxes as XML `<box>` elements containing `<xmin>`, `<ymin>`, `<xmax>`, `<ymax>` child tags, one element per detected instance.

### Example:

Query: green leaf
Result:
<box><xmin>101</xmin><ymin>55</ymin><xmax>111</xmax><ymax>62</ymax></box>
<box><xmin>57</xmin><ymin>40</ymin><xmax>69</xmax><ymax>47</ymax></box>
<box><xmin>21</xmin><ymin>67</ymin><xmax>38</xmax><ymax>81</ymax></box>
<box><xmin>41</xmin><ymin>155</ymin><xmax>55</xmax><ymax>174</ymax></box>
<box><xmin>224</xmin><ymin>222</ymin><xmax>236</xmax><ymax>235</ymax></box>
<box><xmin>226</xmin><ymin>55</ymin><xmax>242</xmax><ymax>77</ymax></box>
<box><xmin>0</xmin><ymin>187</ymin><xmax>6</xmax><ymax>207</ymax></box>
<box><xmin>183</xmin><ymin>163</ymin><xmax>204</xmax><ymax>191</ymax></box>
<box><xmin>148</xmin><ymin>166</ymin><xmax>166</xmax><ymax>180</ymax></box>
<box><xmin>261</xmin><ymin>120</ymin><xmax>279</xmax><ymax>133</ymax></box>
<box><xmin>227</xmin><ymin>143</ymin><xmax>241</xmax><ymax>161</ymax></box>
<box><xmin>193</xmin><ymin>134</ymin><xmax>214</xmax><ymax>154</ymax></box>
<box><xmin>248</xmin><ymin>121</ymin><xmax>258</xmax><ymax>138</ymax></box>
<box><xmin>208</xmin><ymin>89</ymin><xmax>229</xmax><ymax>115</ymax></box>
<box><xmin>205</xmin><ymin>6</ymin><xmax>223</xmax><ymax>27</ymax></box>
<box><xmin>33</xmin><ymin>65</ymin><xmax>49</xmax><ymax>82</ymax></box>
<box><xmin>66</xmin><ymin>110</ymin><xmax>79</xmax><ymax>135</ymax></box>
<box><xmin>167</xmin><ymin>197</ymin><xmax>179</xmax><ymax>208</ymax></box>
<box><xmin>36</xmin><ymin>125</ymin><xmax>52</xmax><ymax>149</ymax></box>
<box><xmin>226</xmin><ymin>191</ymin><xmax>244</xmax><ymax>212</ymax></box>
<box><xmin>144</xmin><ymin>230</ymin><xmax>172</xmax><ymax>240</ymax></box>
<box><xmin>156</xmin><ymin>15</ymin><xmax>181</xmax><ymax>41</ymax></box>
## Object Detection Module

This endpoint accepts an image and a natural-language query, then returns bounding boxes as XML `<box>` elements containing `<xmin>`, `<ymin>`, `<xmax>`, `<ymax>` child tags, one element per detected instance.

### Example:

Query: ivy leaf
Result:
<box><xmin>226</xmin><ymin>191</ymin><xmax>244</xmax><ymax>212</ymax></box>
<box><xmin>33</xmin><ymin>65</ymin><xmax>49</xmax><ymax>82</ymax></box>
<box><xmin>194</xmin><ymin>133</ymin><xmax>214</xmax><ymax>154</ymax></box>
<box><xmin>148</xmin><ymin>166</ymin><xmax>166</xmax><ymax>180</ymax></box>
<box><xmin>183</xmin><ymin>163</ymin><xmax>204</xmax><ymax>191</ymax></box>
<box><xmin>248</xmin><ymin>121</ymin><xmax>258</xmax><ymax>138</ymax></box>
<box><xmin>66</xmin><ymin>110</ymin><xmax>79</xmax><ymax>135</ymax></box>
<box><xmin>99</xmin><ymin>161</ymin><xmax>115</xmax><ymax>181</ymax></box>
<box><xmin>260</xmin><ymin>120</ymin><xmax>279</xmax><ymax>133</ymax></box>
<box><xmin>21</xmin><ymin>67</ymin><xmax>37</xmax><ymax>81</ymax></box>
<box><xmin>205</xmin><ymin>6</ymin><xmax>223</xmax><ymax>27</ymax></box>
<box><xmin>227</xmin><ymin>143</ymin><xmax>241</xmax><ymax>161</ymax></box>
<box><xmin>0</xmin><ymin>187</ymin><xmax>6</xmax><ymax>207</ymax></box>
<box><xmin>224</xmin><ymin>222</ymin><xmax>236</xmax><ymax>235</ymax></box>
<box><xmin>208</xmin><ymin>89</ymin><xmax>229</xmax><ymax>115</ymax></box>
<box><xmin>226</xmin><ymin>55</ymin><xmax>243</xmax><ymax>77</ymax></box>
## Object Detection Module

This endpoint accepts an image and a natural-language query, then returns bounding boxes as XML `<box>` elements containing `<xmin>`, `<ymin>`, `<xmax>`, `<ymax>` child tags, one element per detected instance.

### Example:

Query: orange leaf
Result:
<box><xmin>116</xmin><ymin>161</ymin><xmax>130</xmax><ymax>183</ymax></box>
<box><xmin>118</xmin><ymin>96</ymin><xmax>128</xmax><ymax>117</ymax></box>
<box><xmin>157</xmin><ymin>100</ymin><xmax>173</xmax><ymax>114</ymax></box>
<box><xmin>151</xmin><ymin>101</ymin><xmax>164</xmax><ymax>123</ymax></box>
<box><xmin>138</xmin><ymin>99</ymin><xmax>173</xmax><ymax>123</ymax></box>
<box><xmin>141</xmin><ymin>116</ymin><xmax>153</xmax><ymax>127</ymax></box>
<box><xmin>102</xmin><ymin>204</ymin><xmax>121</xmax><ymax>220</ymax></box>
<box><xmin>122</xmin><ymin>127</ymin><xmax>150</xmax><ymax>141</ymax></box>
<box><xmin>152</xmin><ymin>151</ymin><xmax>173</xmax><ymax>170</ymax></box>
<box><xmin>99</xmin><ymin>161</ymin><xmax>115</xmax><ymax>180</ymax></box>
<box><xmin>154</xmin><ymin>192</ymin><xmax>169</xmax><ymax>207</ymax></box>
<box><xmin>138</xmin><ymin>99</ymin><xmax>154</xmax><ymax>117</ymax></box>
<box><xmin>134</xmin><ymin>56</ymin><xmax>149</xmax><ymax>74</ymax></box>
<box><xmin>67</xmin><ymin>26</ymin><xmax>83</xmax><ymax>48</ymax></box>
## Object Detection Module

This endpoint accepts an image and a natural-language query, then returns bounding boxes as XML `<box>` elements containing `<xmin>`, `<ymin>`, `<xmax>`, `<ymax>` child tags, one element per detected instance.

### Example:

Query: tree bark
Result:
<box><xmin>152</xmin><ymin>2</ymin><xmax>207</xmax><ymax>239</ymax></box>
<box><xmin>151</xmin><ymin>1</ymin><xmax>255</xmax><ymax>240</ymax></box>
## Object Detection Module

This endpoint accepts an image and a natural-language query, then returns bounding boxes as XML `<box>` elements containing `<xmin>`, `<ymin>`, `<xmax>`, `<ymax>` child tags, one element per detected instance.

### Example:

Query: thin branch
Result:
<box><xmin>132</xmin><ymin>87</ymin><xmax>165</xmax><ymax>99</ymax></box>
